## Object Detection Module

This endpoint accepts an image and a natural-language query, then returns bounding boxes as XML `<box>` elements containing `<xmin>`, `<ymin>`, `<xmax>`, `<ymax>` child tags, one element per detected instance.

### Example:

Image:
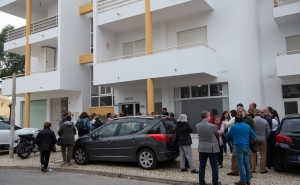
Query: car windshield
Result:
<box><xmin>0</xmin><ymin>121</ymin><xmax>21</xmax><ymax>130</ymax></box>
<box><xmin>281</xmin><ymin>118</ymin><xmax>300</xmax><ymax>133</ymax></box>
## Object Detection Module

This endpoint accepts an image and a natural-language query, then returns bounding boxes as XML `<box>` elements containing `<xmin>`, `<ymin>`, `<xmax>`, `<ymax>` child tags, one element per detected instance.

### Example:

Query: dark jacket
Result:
<box><xmin>92</xmin><ymin>119</ymin><xmax>103</xmax><ymax>131</ymax></box>
<box><xmin>58</xmin><ymin>121</ymin><xmax>76</xmax><ymax>145</ymax></box>
<box><xmin>36</xmin><ymin>128</ymin><xmax>57</xmax><ymax>151</ymax></box>
<box><xmin>175</xmin><ymin>121</ymin><xmax>193</xmax><ymax>145</ymax></box>
<box><xmin>75</xmin><ymin>118</ymin><xmax>90</xmax><ymax>131</ymax></box>
<box><xmin>263</xmin><ymin>115</ymin><xmax>273</xmax><ymax>130</ymax></box>
<box><xmin>243</xmin><ymin>114</ymin><xmax>255</xmax><ymax>132</ymax></box>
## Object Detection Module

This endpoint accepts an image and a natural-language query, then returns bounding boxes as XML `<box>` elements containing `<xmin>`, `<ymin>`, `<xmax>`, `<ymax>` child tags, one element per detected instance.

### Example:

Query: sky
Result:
<box><xmin>0</xmin><ymin>11</ymin><xmax>26</xmax><ymax>29</ymax></box>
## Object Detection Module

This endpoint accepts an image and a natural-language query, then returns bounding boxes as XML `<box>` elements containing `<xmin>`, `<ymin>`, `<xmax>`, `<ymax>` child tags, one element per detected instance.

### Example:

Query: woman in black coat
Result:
<box><xmin>36</xmin><ymin>122</ymin><xmax>57</xmax><ymax>172</ymax></box>
<box><xmin>175</xmin><ymin>114</ymin><xmax>198</xmax><ymax>173</ymax></box>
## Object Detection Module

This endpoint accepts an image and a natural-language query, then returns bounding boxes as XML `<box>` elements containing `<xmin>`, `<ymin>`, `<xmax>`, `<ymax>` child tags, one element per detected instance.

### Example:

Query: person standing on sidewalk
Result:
<box><xmin>214</xmin><ymin>115</ymin><xmax>225</xmax><ymax>168</ymax></box>
<box><xmin>260</xmin><ymin>107</ymin><xmax>273</xmax><ymax>169</ymax></box>
<box><xmin>58</xmin><ymin>116</ymin><xmax>76</xmax><ymax>167</ymax></box>
<box><xmin>226</xmin><ymin>114</ymin><xmax>256</xmax><ymax>185</ymax></box>
<box><xmin>75</xmin><ymin>112</ymin><xmax>90</xmax><ymax>137</ymax></box>
<box><xmin>175</xmin><ymin>114</ymin><xmax>198</xmax><ymax>173</ymax></box>
<box><xmin>36</xmin><ymin>122</ymin><xmax>57</xmax><ymax>172</ymax></box>
<box><xmin>253</xmin><ymin>109</ymin><xmax>270</xmax><ymax>173</ymax></box>
<box><xmin>196</xmin><ymin>111</ymin><xmax>222</xmax><ymax>185</ymax></box>
<box><xmin>221</xmin><ymin>111</ymin><xmax>233</xmax><ymax>157</ymax></box>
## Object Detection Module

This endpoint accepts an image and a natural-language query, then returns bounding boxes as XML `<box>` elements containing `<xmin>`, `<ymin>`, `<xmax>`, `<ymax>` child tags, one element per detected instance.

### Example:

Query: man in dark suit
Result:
<box><xmin>196</xmin><ymin>111</ymin><xmax>222</xmax><ymax>185</ymax></box>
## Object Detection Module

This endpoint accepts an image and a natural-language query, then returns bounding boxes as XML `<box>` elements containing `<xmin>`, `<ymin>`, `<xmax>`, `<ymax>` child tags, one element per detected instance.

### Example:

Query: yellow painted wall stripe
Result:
<box><xmin>89</xmin><ymin>107</ymin><xmax>115</xmax><ymax>116</ymax></box>
<box><xmin>79</xmin><ymin>53</ymin><xmax>93</xmax><ymax>64</ymax></box>
<box><xmin>79</xmin><ymin>2</ymin><xmax>93</xmax><ymax>15</ymax></box>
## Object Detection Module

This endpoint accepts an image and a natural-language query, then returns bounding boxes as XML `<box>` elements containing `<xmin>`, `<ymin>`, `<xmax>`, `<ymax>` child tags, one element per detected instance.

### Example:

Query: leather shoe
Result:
<box><xmin>246</xmin><ymin>182</ymin><xmax>250</xmax><ymax>185</ymax></box>
<box><xmin>185</xmin><ymin>165</ymin><xmax>190</xmax><ymax>169</ymax></box>
<box><xmin>191</xmin><ymin>169</ymin><xmax>199</xmax><ymax>173</ymax></box>
<box><xmin>235</xmin><ymin>181</ymin><xmax>247</xmax><ymax>185</ymax></box>
<box><xmin>260</xmin><ymin>170</ymin><xmax>268</xmax><ymax>174</ymax></box>
<box><xmin>227</xmin><ymin>172</ymin><xmax>239</xmax><ymax>176</ymax></box>
<box><xmin>181</xmin><ymin>168</ymin><xmax>188</xmax><ymax>172</ymax></box>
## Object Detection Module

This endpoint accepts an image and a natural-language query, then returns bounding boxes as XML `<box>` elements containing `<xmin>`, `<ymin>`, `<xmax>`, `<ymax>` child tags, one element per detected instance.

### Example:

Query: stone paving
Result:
<box><xmin>0</xmin><ymin>149</ymin><xmax>299</xmax><ymax>185</ymax></box>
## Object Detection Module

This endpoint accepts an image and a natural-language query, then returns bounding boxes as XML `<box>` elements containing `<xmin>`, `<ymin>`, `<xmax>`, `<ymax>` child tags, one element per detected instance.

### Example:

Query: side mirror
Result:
<box><xmin>91</xmin><ymin>134</ymin><xmax>97</xmax><ymax>141</ymax></box>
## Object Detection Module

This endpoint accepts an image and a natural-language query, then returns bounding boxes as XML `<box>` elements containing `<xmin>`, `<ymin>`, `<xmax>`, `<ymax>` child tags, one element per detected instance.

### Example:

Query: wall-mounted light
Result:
<box><xmin>118</xmin><ymin>76</ymin><xmax>120</xmax><ymax>79</ymax></box>
<box><xmin>116</xmin><ymin>13</ymin><xmax>120</xmax><ymax>15</ymax></box>
<box><xmin>174</xmin><ymin>68</ymin><xmax>177</xmax><ymax>71</ymax></box>
<box><xmin>41</xmin><ymin>34</ymin><xmax>44</xmax><ymax>37</ymax></box>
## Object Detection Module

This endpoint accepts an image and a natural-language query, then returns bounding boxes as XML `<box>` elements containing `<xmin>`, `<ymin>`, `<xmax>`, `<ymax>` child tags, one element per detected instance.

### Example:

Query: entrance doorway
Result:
<box><xmin>120</xmin><ymin>103</ymin><xmax>140</xmax><ymax>116</ymax></box>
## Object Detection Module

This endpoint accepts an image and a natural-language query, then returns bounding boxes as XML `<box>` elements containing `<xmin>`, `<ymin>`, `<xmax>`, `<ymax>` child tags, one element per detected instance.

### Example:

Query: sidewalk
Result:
<box><xmin>0</xmin><ymin>149</ymin><xmax>299</xmax><ymax>185</ymax></box>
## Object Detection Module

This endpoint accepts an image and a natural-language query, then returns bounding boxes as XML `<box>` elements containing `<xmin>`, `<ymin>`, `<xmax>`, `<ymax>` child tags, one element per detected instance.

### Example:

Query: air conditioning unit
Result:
<box><xmin>39</xmin><ymin>47</ymin><xmax>55</xmax><ymax>72</ymax></box>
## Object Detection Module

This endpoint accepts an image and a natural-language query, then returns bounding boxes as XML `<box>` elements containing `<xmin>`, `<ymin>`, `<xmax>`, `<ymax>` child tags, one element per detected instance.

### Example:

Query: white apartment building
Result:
<box><xmin>1</xmin><ymin>0</ymin><xmax>300</xmax><ymax>133</ymax></box>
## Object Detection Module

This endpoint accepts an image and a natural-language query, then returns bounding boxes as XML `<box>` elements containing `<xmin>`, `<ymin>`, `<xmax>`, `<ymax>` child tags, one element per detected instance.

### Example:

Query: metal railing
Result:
<box><xmin>97</xmin><ymin>42</ymin><xmax>215</xmax><ymax>63</ymax></box>
<box><xmin>5</xmin><ymin>15</ymin><xmax>58</xmax><ymax>42</ymax></box>
<box><xmin>274</xmin><ymin>0</ymin><xmax>300</xmax><ymax>7</ymax></box>
<box><xmin>277</xmin><ymin>50</ymin><xmax>300</xmax><ymax>56</ymax></box>
<box><xmin>98</xmin><ymin>0</ymin><xmax>143</xmax><ymax>13</ymax></box>
<box><xmin>1</xmin><ymin>68</ymin><xmax>57</xmax><ymax>80</ymax></box>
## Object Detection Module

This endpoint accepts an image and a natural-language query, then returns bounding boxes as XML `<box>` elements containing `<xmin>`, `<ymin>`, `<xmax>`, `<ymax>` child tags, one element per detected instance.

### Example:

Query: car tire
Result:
<box><xmin>273</xmin><ymin>158</ymin><xmax>284</xmax><ymax>172</ymax></box>
<box><xmin>17</xmin><ymin>143</ymin><xmax>32</xmax><ymax>159</ymax></box>
<box><xmin>74</xmin><ymin>147</ymin><xmax>89</xmax><ymax>165</ymax></box>
<box><xmin>137</xmin><ymin>148</ymin><xmax>157</xmax><ymax>170</ymax></box>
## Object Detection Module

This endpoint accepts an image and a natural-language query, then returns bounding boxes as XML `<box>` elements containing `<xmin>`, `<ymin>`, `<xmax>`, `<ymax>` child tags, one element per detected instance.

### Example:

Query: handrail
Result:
<box><xmin>5</xmin><ymin>15</ymin><xmax>58</xmax><ymax>42</ymax></box>
<box><xmin>98</xmin><ymin>0</ymin><xmax>143</xmax><ymax>13</ymax></box>
<box><xmin>277</xmin><ymin>50</ymin><xmax>300</xmax><ymax>56</ymax></box>
<box><xmin>97</xmin><ymin>42</ymin><xmax>215</xmax><ymax>63</ymax></box>
<box><xmin>1</xmin><ymin>68</ymin><xmax>57</xmax><ymax>80</ymax></box>
<box><xmin>274</xmin><ymin>0</ymin><xmax>300</xmax><ymax>7</ymax></box>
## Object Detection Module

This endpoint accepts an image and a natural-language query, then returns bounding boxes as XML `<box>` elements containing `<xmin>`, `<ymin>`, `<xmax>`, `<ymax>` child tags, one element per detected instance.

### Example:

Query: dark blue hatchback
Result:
<box><xmin>73</xmin><ymin>116</ymin><xmax>179</xmax><ymax>170</ymax></box>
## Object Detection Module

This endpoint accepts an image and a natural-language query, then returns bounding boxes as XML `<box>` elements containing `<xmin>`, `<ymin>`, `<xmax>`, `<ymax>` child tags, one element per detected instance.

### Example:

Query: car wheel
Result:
<box><xmin>273</xmin><ymin>159</ymin><xmax>284</xmax><ymax>172</ymax></box>
<box><xmin>137</xmin><ymin>149</ymin><xmax>157</xmax><ymax>170</ymax></box>
<box><xmin>16</xmin><ymin>143</ymin><xmax>32</xmax><ymax>159</ymax></box>
<box><xmin>74</xmin><ymin>147</ymin><xmax>89</xmax><ymax>165</ymax></box>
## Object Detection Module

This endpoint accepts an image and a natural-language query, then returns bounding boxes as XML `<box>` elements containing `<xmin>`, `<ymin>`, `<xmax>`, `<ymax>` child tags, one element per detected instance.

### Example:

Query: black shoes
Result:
<box><xmin>191</xmin><ymin>169</ymin><xmax>199</xmax><ymax>173</ymax></box>
<box><xmin>181</xmin><ymin>168</ymin><xmax>188</xmax><ymax>172</ymax></box>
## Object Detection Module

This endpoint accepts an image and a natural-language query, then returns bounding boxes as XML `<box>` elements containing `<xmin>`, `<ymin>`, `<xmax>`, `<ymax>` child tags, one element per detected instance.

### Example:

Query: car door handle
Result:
<box><xmin>131</xmin><ymin>139</ymin><xmax>136</xmax><ymax>143</ymax></box>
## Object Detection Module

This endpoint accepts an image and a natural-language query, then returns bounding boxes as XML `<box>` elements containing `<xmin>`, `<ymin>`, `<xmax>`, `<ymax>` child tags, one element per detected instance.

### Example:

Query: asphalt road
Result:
<box><xmin>0</xmin><ymin>169</ymin><xmax>169</xmax><ymax>185</ymax></box>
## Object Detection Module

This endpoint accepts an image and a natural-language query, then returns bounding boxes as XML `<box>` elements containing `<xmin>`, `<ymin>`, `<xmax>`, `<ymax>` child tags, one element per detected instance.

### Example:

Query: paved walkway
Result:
<box><xmin>0</xmin><ymin>149</ymin><xmax>299</xmax><ymax>185</ymax></box>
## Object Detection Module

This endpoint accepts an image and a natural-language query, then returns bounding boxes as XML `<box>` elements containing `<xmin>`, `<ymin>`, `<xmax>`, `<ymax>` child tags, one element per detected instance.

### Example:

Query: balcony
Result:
<box><xmin>94</xmin><ymin>42</ymin><xmax>217</xmax><ymax>85</ymax></box>
<box><xmin>273</xmin><ymin>0</ymin><xmax>300</xmax><ymax>25</ymax></box>
<box><xmin>276</xmin><ymin>50</ymin><xmax>300</xmax><ymax>79</ymax></box>
<box><xmin>97</xmin><ymin>0</ymin><xmax>214</xmax><ymax>33</ymax></box>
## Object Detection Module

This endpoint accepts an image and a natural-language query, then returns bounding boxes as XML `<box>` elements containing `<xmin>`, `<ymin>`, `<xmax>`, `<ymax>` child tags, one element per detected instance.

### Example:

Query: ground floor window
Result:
<box><xmin>20</xmin><ymin>99</ymin><xmax>47</xmax><ymax>129</ymax></box>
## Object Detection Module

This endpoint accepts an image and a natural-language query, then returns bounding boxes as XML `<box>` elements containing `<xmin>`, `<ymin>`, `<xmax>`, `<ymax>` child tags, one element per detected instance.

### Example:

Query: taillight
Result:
<box><xmin>147</xmin><ymin>134</ymin><xmax>170</xmax><ymax>143</ymax></box>
<box><xmin>276</xmin><ymin>134</ymin><xmax>293</xmax><ymax>145</ymax></box>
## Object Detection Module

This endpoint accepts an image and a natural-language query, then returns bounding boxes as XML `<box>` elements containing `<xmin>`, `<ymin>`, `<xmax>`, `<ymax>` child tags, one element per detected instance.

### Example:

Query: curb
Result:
<box><xmin>0</xmin><ymin>166</ymin><xmax>198</xmax><ymax>185</ymax></box>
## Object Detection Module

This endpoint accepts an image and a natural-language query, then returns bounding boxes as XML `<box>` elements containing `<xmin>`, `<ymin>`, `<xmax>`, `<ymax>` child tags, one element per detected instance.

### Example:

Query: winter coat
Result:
<box><xmin>58</xmin><ymin>121</ymin><xmax>76</xmax><ymax>145</ymax></box>
<box><xmin>36</xmin><ymin>128</ymin><xmax>57</xmax><ymax>151</ymax></box>
<box><xmin>175</xmin><ymin>121</ymin><xmax>193</xmax><ymax>145</ymax></box>
<box><xmin>92</xmin><ymin>119</ymin><xmax>103</xmax><ymax>131</ymax></box>
<box><xmin>75</xmin><ymin>118</ymin><xmax>90</xmax><ymax>131</ymax></box>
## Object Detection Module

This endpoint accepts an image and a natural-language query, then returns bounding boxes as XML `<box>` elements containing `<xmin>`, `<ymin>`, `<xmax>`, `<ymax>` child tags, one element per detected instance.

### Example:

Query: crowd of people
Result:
<box><xmin>173</xmin><ymin>102</ymin><xmax>280</xmax><ymax>185</ymax></box>
<box><xmin>35</xmin><ymin>104</ymin><xmax>280</xmax><ymax>185</ymax></box>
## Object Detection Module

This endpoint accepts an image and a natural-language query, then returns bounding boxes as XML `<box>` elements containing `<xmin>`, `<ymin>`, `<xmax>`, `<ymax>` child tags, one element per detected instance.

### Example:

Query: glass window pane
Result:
<box><xmin>191</xmin><ymin>85</ymin><xmax>208</xmax><ymax>97</ymax></box>
<box><xmin>100</xmin><ymin>96</ymin><xmax>112</xmax><ymax>106</ymax></box>
<box><xmin>282</xmin><ymin>84</ymin><xmax>300</xmax><ymax>99</ymax></box>
<box><xmin>91</xmin><ymin>83</ymin><xmax>99</xmax><ymax>96</ymax></box>
<box><xmin>93</xmin><ymin>123</ymin><xmax>118</xmax><ymax>138</ymax></box>
<box><xmin>284</xmin><ymin>101</ymin><xmax>298</xmax><ymax>114</ymax></box>
<box><xmin>91</xmin><ymin>97</ymin><xmax>99</xmax><ymax>107</ymax></box>
<box><xmin>154</xmin><ymin>89</ymin><xmax>162</xmax><ymax>101</ymax></box>
<box><xmin>119</xmin><ymin>122</ymin><xmax>141</xmax><ymax>136</ymax></box>
<box><xmin>101</xmin><ymin>86</ymin><xmax>106</xmax><ymax>94</ymax></box>
<box><xmin>210</xmin><ymin>84</ymin><xmax>223</xmax><ymax>96</ymax></box>
<box><xmin>180</xmin><ymin>87</ymin><xmax>190</xmax><ymax>98</ymax></box>
<box><xmin>106</xmin><ymin>87</ymin><xmax>111</xmax><ymax>94</ymax></box>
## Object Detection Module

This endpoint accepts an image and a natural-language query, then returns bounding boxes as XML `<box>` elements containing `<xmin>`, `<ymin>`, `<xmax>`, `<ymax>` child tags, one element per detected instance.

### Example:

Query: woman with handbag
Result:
<box><xmin>35</xmin><ymin>122</ymin><xmax>57</xmax><ymax>172</ymax></box>
<box><xmin>214</xmin><ymin>115</ymin><xmax>225</xmax><ymax>168</ymax></box>
<box><xmin>175</xmin><ymin>114</ymin><xmax>198</xmax><ymax>173</ymax></box>
<box><xmin>58</xmin><ymin>116</ymin><xmax>76</xmax><ymax>167</ymax></box>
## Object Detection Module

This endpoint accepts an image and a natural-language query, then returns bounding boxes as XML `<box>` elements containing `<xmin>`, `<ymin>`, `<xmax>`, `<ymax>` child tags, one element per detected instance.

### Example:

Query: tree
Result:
<box><xmin>0</xmin><ymin>24</ymin><xmax>25</xmax><ymax>78</ymax></box>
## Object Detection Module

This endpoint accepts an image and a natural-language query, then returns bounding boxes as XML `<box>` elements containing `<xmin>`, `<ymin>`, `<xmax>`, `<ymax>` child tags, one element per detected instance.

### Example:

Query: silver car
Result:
<box><xmin>0</xmin><ymin>121</ymin><xmax>38</xmax><ymax>150</ymax></box>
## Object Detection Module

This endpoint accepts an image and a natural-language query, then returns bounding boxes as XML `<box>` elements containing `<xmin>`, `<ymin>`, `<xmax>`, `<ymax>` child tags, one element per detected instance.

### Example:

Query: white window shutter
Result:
<box><xmin>177</xmin><ymin>27</ymin><xmax>207</xmax><ymax>48</ymax></box>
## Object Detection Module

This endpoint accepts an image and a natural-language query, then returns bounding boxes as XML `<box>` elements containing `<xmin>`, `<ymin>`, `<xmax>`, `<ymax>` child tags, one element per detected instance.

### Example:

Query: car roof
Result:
<box><xmin>282</xmin><ymin>113</ymin><xmax>300</xmax><ymax>120</ymax></box>
<box><xmin>114</xmin><ymin>115</ymin><xmax>168</xmax><ymax>121</ymax></box>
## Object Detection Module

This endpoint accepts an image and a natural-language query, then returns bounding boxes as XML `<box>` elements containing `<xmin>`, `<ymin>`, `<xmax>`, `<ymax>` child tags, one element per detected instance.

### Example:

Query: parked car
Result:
<box><xmin>73</xmin><ymin>116</ymin><xmax>179</xmax><ymax>170</ymax></box>
<box><xmin>273</xmin><ymin>114</ymin><xmax>300</xmax><ymax>172</ymax></box>
<box><xmin>0</xmin><ymin>121</ymin><xmax>39</xmax><ymax>150</ymax></box>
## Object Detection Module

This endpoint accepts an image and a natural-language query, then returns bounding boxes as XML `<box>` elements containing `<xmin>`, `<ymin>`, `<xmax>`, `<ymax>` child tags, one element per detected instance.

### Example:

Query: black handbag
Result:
<box><xmin>57</xmin><ymin>138</ymin><xmax>63</xmax><ymax>146</ymax></box>
<box><xmin>249</xmin><ymin>128</ymin><xmax>258</xmax><ymax>153</ymax></box>
<box><xmin>52</xmin><ymin>145</ymin><xmax>57</xmax><ymax>153</ymax></box>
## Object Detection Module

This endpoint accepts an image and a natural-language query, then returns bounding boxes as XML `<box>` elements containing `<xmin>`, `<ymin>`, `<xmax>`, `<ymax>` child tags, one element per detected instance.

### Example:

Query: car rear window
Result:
<box><xmin>162</xmin><ymin>119</ymin><xmax>175</xmax><ymax>134</ymax></box>
<box><xmin>147</xmin><ymin>121</ymin><xmax>166</xmax><ymax>134</ymax></box>
<box><xmin>281</xmin><ymin>119</ymin><xmax>300</xmax><ymax>133</ymax></box>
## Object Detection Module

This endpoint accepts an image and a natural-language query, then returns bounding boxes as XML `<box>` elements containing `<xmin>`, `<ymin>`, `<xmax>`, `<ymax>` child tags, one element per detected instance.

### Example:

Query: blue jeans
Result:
<box><xmin>235</xmin><ymin>147</ymin><xmax>251</xmax><ymax>182</ymax></box>
<box><xmin>224</xmin><ymin>140</ymin><xmax>233</xmax><ymax>154</ymax></box>
<box><xmin>199</xmin><ymin>153</ymin><xmax>218</xmax><ymax>185</ymax></box>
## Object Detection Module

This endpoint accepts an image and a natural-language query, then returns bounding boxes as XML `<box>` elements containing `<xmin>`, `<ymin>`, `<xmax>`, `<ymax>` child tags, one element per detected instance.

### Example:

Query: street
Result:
<box><xmin>0</xmin><ymin>169</ymin><xmax>168</xmax><ymax>185</ymax></box>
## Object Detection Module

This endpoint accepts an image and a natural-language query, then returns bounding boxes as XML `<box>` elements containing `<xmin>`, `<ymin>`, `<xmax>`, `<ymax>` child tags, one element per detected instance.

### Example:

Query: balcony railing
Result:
<box><xmin>5</xmin><ymin>15</ymin><xmax>58</xmax><ymax>42</ymax></box>
<box><xmin>98</xmin><ymin>0</ymin><xmax>143</xmax><ymax>13</ymax></box>
<box><xmin>97</xmin><ymin>42</ymin><xmax>215</xmax><ymax>63</ymax></box>
<box><xmin>277</xmin><ymin>50</ymin><xmax>300</xmax><ymax>56</ymax></box>
<box><xmin>1</xmin><ymin>68</ymin><xmax>57</xmax><ymax>80</ymax></box>
<box><xmin>274</xmin><ymin>0</ymin><xmax>300</xmax><ymax>7</ymax></box>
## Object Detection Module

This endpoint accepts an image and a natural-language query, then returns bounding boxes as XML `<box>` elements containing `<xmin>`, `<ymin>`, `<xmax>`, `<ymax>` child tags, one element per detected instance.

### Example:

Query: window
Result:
<box><xmin>286</xmin><ymin>35</ymin><xmax>300</xmax><ymax>55</ymax></box>
<box><xmin>123</xmin><ymin>39</ymin><xmax>145</xmax><ymax>58</ymax></box>
<box><xmin>0</xmin><ymin>122</ymin><xmax>10</xmax><ymax>130</ymax></box>
<box><xmin>281</xmin><ymin>118</ymin><xmax>300</xmax><ymax>133</ymax></box>
<box><xmin>119</xmin><ymin>122</ymin><xmax>142</xmax><ymax>136</ymax></box>
<box><xmin>191</xmin><ymin>85</ymin><xmax>208</xmax><ymax>97</ymax></box>
<box><xmin>282</xmin><ymin>84</ymin><xmax>300</xmax><ymax>99</ymax></box>
<box><xmin>90</xmin><ymin>67</ymin><xmax>114</xmax><ymax>107</ymax></box>
<box><xmin>177</xmin><ymin>27</ymin><xmax>207</xmax><ymax>48</ymax></box>
<box><xmin>284</xmin><ymin>102</ymin><xmax>298</xmax><ymax>115</ymax></box>
<box><xmin>210</xmin><ymin>84</ymin><xmax>228</xmax><ymax>96</ymax></box>
<box><xmin>91</xmin><ymin>18</ymin><xmax>93</xmax><ymax>53</ymax></box>
<box><xmin>147</xmin><ymin>122</ymin><xmax>165</xmax><ymax>134</ymax></box>
<box><xmin>93</xmin><ymin>123</ymin><xmax>118</xmax><ymax>138</ymax></box>
<box><xmin>174</xmin><ymin>87</ymin><xmax>190</xmax><ymax>99</ymax></box>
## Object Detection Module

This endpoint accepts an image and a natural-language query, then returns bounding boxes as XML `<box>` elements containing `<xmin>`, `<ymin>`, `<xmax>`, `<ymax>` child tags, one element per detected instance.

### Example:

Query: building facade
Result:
<box><xmin>1</xmin><ymin>0</ymin><xmax>300</xmax><ymax>132</ymax></box>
